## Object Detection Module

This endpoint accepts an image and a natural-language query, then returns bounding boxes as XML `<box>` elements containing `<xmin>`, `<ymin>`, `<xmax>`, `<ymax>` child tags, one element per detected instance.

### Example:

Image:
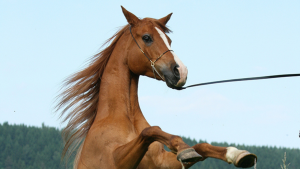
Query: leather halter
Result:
<box><xmin>129</xmin><ymin>26</ymin><xmax>173</xmax><ymax>81</ymax></box>
<box><xmin>129</xmin><ymin>27</ymin><xmax>300</xmax><ymax>90</ymax></box>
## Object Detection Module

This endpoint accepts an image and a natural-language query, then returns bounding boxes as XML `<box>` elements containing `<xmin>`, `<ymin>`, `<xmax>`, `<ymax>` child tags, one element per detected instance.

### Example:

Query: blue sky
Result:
<box><xmin>1</xmin><ymin>0</ymin><xmax>299</xmax><ymax>149</ymax></box>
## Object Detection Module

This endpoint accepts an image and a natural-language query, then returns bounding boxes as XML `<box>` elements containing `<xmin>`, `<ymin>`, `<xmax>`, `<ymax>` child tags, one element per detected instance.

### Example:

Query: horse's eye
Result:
<box><xmin>142</xmin><ymin>35</ymin><xmax>152</xmax><ymax>43</ymax></box>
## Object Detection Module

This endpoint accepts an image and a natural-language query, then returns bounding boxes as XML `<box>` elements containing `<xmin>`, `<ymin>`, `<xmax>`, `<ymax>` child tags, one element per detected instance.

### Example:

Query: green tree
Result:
<box><xmin>0</xmin><ymin>122</ymin><xmax>299</xmax><ymax>169</ymax></box>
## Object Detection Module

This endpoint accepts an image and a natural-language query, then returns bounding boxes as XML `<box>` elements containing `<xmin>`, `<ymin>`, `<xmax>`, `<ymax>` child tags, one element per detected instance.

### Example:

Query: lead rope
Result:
<box><xmin>129</xmin><ymin>26</ymin><xmax>172</xmax><ymax>81</ymax></box>
<box><xmin>179</xmin><ymin>159</ymin><xmax>185</xmax><ymax>169</ymax></box>
<box><xmin>179</xmin><ymin>73</ymin><xmax>300</xmax><ymax>90</ymax></box>
<box><xmin>129</xmin><ymin>27</ymin><xmax>300</xmax><ymax>89</ymax></box>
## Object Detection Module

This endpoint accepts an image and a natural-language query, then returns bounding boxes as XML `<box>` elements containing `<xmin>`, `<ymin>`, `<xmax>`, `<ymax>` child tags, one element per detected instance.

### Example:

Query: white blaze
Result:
<box><xmin>155</xmin><ymin>27</ymin><xmax>188</xmax><ymax>87</ymax></box>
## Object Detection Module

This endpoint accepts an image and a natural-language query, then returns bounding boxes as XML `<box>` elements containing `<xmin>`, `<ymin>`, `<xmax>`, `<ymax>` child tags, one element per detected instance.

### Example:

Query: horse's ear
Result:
<box><xmin>121</xmin><ymin>6</ymin><xmax>140</xmax><ymax>26</ymax></box>
<box><xmin>157</xmin><ymin>13</ymin><xmax>173</xmax><ymax>25</ymax></box>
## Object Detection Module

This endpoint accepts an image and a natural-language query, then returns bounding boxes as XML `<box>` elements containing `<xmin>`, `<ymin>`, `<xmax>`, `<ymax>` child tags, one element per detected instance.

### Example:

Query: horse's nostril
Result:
<box><xmin>173</xmin><ymin>66</ymin><xmax>180</xmax><ymax>78</ymax></box>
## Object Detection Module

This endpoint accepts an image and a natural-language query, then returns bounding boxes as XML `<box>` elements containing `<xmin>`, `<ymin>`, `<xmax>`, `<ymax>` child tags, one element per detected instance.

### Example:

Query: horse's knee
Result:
<box><xmin>169</xmin><ymin>135</ymin><xmax>184</xmax><ymax>148</ymax></box>
<box><xmin>141</xmin><ymin>126</ymin><xmax>161</xmax><ymax>142</ymax></box>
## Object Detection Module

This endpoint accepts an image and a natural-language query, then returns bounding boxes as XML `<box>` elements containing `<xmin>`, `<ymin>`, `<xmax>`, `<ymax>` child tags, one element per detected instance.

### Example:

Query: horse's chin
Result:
<box><xmin>165</xmin><ymin>76</ymin><xmax>185</xmax><ymax>90</ymax></box>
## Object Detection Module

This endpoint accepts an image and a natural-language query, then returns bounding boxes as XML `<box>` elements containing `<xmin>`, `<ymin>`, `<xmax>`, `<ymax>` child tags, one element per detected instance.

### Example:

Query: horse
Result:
<box><xmin>57</xmin><ymin>6</ymin><xmax>257</xmax><ymax>169</ymax></box>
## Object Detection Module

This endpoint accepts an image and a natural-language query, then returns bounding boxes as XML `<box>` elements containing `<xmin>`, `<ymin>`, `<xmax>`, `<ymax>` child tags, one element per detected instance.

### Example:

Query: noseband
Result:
<box><xmin>129</xmin><ymin>27</ymin><xmax>300</xmax><ymax>89</ymax></box>
<box><xmin>129</xmin><ymin>26</ymin><xmax>172</xmax><ymax>81</ymax></box>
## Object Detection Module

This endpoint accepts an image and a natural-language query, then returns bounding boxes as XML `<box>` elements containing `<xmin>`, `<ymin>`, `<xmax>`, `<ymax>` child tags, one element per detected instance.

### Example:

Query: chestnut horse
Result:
<box><xmin>57</xmin><ymin>6</ymin><xmax>257</xmax><ymax>169</ymax></box>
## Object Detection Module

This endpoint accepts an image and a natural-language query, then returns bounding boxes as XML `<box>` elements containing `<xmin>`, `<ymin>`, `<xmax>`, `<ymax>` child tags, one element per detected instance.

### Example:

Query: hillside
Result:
<box><xmin>0</xmin><ymin>122</ymin><xmax>299</xmax><ymax>169</ymax></box>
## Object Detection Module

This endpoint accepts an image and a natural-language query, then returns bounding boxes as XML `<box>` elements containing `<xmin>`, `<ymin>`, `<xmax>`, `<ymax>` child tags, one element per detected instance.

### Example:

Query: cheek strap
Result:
<box><xmin>129</xmin><ymin>26</ymin><xmax>173</xmax><ymax>81</ymax></box>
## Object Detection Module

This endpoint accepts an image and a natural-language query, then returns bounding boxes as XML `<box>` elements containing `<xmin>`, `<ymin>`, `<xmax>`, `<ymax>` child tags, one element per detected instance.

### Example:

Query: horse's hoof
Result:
<box><xmin>234</xmin><ymin>152</ymin><xmax>257</xmax><ymax>168</ymax></box>
<box><xmin>177</xmin><ymin>148</ymin><xmax>202</xmax><ymax>163</ymax></box>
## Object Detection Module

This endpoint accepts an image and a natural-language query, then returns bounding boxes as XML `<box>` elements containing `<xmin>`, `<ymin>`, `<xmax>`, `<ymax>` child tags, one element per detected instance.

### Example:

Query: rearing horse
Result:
<box><xmin>57</xmin><ymin>6</ymin><xmax>257</xmax><ymax>169</ymax></box>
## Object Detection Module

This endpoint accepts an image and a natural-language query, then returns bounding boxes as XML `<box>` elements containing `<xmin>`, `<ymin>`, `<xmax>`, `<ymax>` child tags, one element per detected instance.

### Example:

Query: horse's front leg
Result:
<box><xmin>192</xmin><ymin>143</ymin><xmax>257</xmax><ymax>168</ymax></box>
<box><xmin>146</xmin><ymin>142</ymin><xmax>258</xmax><ymax>169</ymax></box>
<box><xmin>113</xmin><ymin>126</ymin><xmax>202</xmax><ymax>169</ymax></box>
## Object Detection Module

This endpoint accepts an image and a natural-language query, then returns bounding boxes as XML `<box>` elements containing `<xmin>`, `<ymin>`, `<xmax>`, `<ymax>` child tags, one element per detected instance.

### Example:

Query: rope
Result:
<box><xmin>178</xmin><ymin>73</ymin><xmax>300</xmax><ymax>90</ymax></box>
<box><xmin>179</xmin><ymin>159</ymin><xmax>185</xmax><ymax>169</ymax></box>
<box><xmin>129</xmin><ymin>27</ymin><xmax>300</xmax><ymax>89</ymax></box>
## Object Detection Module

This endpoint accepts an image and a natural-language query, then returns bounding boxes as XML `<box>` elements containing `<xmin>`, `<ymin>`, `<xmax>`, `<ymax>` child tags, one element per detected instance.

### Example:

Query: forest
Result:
<box><xmin>0</xmin><ymin>122</ymin><xmax>299</xmax><ymax>169</ymax></box>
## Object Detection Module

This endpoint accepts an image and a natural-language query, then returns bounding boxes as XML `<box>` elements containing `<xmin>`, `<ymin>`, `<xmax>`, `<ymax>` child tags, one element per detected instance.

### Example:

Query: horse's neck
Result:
<box><xmin>95</xmin><ymin>42</ymin><xmax>150</xmax><ymax>133</ymax></box>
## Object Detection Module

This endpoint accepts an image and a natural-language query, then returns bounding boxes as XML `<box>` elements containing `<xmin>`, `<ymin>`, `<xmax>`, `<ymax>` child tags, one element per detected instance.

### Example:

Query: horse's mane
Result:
<box><xmin>56</xmin><ymin>24</ymin><xmax>130</xmax><ymax>160</ymax></box>
<box><xmin>56</xmin><ymin>20</ymin><xmax>172</xmax><ymax>162</ymax></box>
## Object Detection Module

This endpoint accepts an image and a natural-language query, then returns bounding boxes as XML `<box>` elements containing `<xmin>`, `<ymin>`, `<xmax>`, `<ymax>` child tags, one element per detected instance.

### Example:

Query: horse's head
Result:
<box><xmin>122</xmin><ymin>6</ymin><xmax>188</xmax><ymax>89</ymax></box>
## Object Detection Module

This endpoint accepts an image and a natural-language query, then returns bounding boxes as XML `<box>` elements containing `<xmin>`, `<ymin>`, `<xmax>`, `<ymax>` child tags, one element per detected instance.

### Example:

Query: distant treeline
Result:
<box><xmin>0</xmin><ymin>122</ymin><xmax>299</xmax><ymax>169</ymax></box>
